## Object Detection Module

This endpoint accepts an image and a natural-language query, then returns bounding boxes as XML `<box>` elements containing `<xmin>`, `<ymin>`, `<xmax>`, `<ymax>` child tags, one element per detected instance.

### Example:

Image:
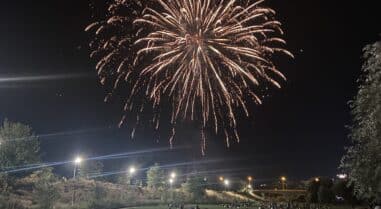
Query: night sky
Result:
<box><xmin>0</xmin><ymin>0</ymin><xmax>380</xmax><ymax>182</ymax></box>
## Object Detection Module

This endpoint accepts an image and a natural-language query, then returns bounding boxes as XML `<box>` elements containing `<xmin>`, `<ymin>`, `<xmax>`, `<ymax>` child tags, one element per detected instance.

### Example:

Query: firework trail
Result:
<box><xmin>87</xmin><ymin>0</ymin><xmax>292</xmax><ymax>154</ymax></box>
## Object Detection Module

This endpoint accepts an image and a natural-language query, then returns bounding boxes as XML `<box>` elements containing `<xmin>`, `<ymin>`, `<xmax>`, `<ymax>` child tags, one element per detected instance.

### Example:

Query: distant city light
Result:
<box><xmin>315</xmin><ymin>177</ymin><xmax>320</xmax><ymax>182</ymax></box>
<box><xmin>219</xmin><ymin>176</ymin><xmax>224</xmax><ymax>181</ymax></box>
<box><xmin>169</xmin><ymin>178</ymin><xmax>174</xmax><ymax>184</ymax></box>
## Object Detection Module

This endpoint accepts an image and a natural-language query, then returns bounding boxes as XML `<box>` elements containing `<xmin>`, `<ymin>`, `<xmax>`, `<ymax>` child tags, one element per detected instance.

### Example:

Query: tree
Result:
<box><xmin>146</xmin><ymin>163</ymin><xmax>165</xmax><ymax>190</ymax></box>
<box><xmin>78</xmin><ymin>160</ymin><xmax>104</xmax><ymax>179</ymax></box>
<box><xmin>182</xmin><ymin>175</ymin><xmax>207</xmax><ymax>201</ymax></box>
<box><xmin>0</xmin><ymin>119</ymin><xmax>40</xmax><ymax>168</ymax></box>
<box><xmin>0</xmin><ymin>120</ymin><xmax>40</xmax><ymax>192</ymax></box>
<box><xmin>341</xmin><ymin>37</ymin><xmax>381</xmax><ymax>206</ymax></box>
<box><xmin>0</xmin><ymin>173</ymin><xmax>11</xmax><ymax>194</ymax></box>
<box><xmin>32</xmin><ymin>168</ymin><xmax>60</xmax><ymax>209</ymax></box>
<box><xmin>117</xmin><ymin>173</ymin><xmax>131</xmax><ymax>184</ymax></box>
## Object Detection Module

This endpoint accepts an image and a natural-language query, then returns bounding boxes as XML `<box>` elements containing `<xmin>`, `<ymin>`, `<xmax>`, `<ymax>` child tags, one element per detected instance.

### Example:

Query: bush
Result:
<box><xmin>0</xmin><ymin>174</ymin><xmax>13</xmax><ymax>195</ymax></box>
<box><xmin>182</xmin><ymin>175</ymin><xmax>207</xmax><ymax>202</ymax></box>
<box><xmin>86</xmin><ymin>200</ymin><xmax>124</xmax><ymax>209</ymax></box>
<box><xmin>0</xmin><ymin>196</ymin><xmax>26</xmax><ymax>209</ymax></box>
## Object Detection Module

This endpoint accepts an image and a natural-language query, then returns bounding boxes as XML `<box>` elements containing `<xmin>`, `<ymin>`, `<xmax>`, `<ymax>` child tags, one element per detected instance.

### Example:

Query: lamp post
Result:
<box><xmin>223</xmin><ymin>179</ymin><xmax>230</xmax><ymax>190</ymax></box>
<box><xmin>169</xmin><ymin>178</ymin><xmax>174</xmax><ymax>200</ymax></box>
<box><xmin>72</xmin><ymin>156</ymin><xmax>82</xmax><ymax>206</ymax></box>
<box><xmin>73</xmin><ymin>156</ymin><xmax>82</xmax><ymax>179</ymax></box>
<box><xmin>247</xmin><ymin>176</ymin><xmax>253</xmax><ymax>189</ymax></box>
<box><xmin>280</xmin><ymin>176</ymin><xmax>287</xmax><ymax>190</ymax></box>
<box><xmin>128</xmin><ymin>166</ymin><xmax>136</xmax><ymax>185</ymax></box>
<box><xmin>170</xmin><ymin>171</ymin><xmax>177</xmax><ymax>179</ymax></box>
<box><xmin>129</xmin><ymin>166</ymin><xmax>136</xmax><ymax>175</ymax></box>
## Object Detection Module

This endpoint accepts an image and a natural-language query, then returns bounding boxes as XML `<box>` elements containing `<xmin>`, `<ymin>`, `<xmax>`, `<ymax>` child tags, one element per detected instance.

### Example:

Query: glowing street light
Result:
<box><xmin>219</xmin><ymin>176</ymin><xmax>224</xmax><ymax>182</ymax></box>
<box><xmin>247</xmin><ymin>176</ymin><xmax>254</xmax><ymax>189</ymax></box>
<box><xmin>72</xmin><ymin>155</ymin><xmax>83</xmax><ymax>206</ymax></box>
<box><xmin>170</xmin><ymin>172</ymin><xmax>177</xmax><ymax>179</ymax></box>
<box><xmin>74</xmin><ymin>157</ymin><xmax>82</xmax><ymax>165</ymax></box>
<box><xmin>224</xmin><ymin>179</ymin><xmax>230</xmax><ymax>187</ymax></box>
<box><xmin>315</xmin><ymin>177</ymin><xmax>320</xmax><ymax>182</ymax></box>
<box><xmin>129</xmin><ymin>166</ymin><xmax>136</xmax><ymax>175</ymax></box>
<box><xmin>73</xmin><ymin>156</ymin><xmax>83</xmax><ymax>179</ymax></box>
<box><xmin>169</xmin><ymin>178</ymin><xmax>174</xmax><ymax>185</ymax></box>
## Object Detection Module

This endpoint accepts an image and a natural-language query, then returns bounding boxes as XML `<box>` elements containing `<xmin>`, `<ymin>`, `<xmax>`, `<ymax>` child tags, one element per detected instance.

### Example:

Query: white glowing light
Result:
<box><xmin>129</xmin><ymin>166</ymin><xmax>136</xmax><ymax>174</ymax></box>
<box><xmin>224</xmin><ymin>179</ymin><xmax>230</xmax><ymax>186</ymax></box>
<box><xmin>74</xmin><ymin>157</ymin><xmax>82</xmax><ymax>165</ymax></box>
<box><xmin>337</xmin><ymin>174</ymin><xmax>347</xmax><ymax>179</ymax></box>
<box><xmin>170</xmin><ymin>172</ymin><xmax>176</xmax><ymax>179</ymax></box>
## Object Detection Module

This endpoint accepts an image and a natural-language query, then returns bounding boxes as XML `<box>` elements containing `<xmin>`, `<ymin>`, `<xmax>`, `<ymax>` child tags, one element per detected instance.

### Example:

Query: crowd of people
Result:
<box><xmin>167</xmin><ymin>202</ymin><xmax>335</xmax><ymax>209</ymax></box>
<box><xmin>257</xmin><ymin>202</ymin><xmax>332</xmax><ymax>209</ymax></box>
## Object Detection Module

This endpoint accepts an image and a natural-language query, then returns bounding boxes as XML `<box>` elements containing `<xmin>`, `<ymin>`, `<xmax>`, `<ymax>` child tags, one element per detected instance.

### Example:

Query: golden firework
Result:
<box><xmin>87</xmin><ymin>0</ymin><xmax>292</xmax><ymax>154</ymax></box>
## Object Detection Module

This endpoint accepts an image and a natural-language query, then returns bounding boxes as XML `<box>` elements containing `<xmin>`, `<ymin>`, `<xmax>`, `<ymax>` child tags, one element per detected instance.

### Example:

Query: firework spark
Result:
<box><xmin>87</xmin><ymin>0</ymin><xmax>292</xmax><ymax>154</ymax></box>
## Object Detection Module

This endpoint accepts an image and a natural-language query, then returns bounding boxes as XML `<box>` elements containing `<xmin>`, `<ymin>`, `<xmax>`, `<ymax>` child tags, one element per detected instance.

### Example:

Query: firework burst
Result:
<box><xmin>87</xmin><ymin>0</ymin><xmax>292</xmax><ymax>154</ymax></box>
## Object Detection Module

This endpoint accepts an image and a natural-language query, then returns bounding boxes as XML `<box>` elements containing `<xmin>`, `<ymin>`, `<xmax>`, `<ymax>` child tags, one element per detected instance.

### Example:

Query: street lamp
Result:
<box><xmin>170</xmin><ymin>171</ymin><xmax>177</xmax><ymax>179</ymax></box>
<box><xmin>129</xmin><ymin>166</ymin><xmax>136</xmax><ymax>175</ymax></box>
<box><xmin>72</xmin><ymin>156</ymin><xmax>82</xmax><ymax>206</ymax></box>
<box><xmin>315</xmin><ymin>177</ymin><xmax>320</xmax><ymax>182</ymax></box>
<box><xmin>247</xmin><ymin>176</ymin><xmax>253</xmax><ymax>189</ymax></box>
<box><xmin>224</xmin><ymin>179</ymin><xmax>230</xmax><ymax>187</ymax></box>
<box><xmin>168</xmin><ymin>178</ymin><xmax>175</xmax><ymax>200</ymax></box>
<box><xmin>219</xmin><ymin>176</ymin><xmax>224</xmax><ymax>182</ymax></box>
<box><xmin>280</xmin><ymin>176</ymin><xmax>287</xmax><ymax>190</ymax></box>
<box><xmin>73</xmin><ymin>156</ymin><xmax>82</xmax><ymax>179</ymax></box>
<box><xmin>128</xmin><ymin>166</ymin><xmax>137</xmax><ymax>186</ymax></box>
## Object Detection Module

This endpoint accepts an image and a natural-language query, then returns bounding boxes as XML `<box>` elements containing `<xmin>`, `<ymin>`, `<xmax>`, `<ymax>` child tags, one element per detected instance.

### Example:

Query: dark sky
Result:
<box><xmin>0</xmin><ymin>0</ymin><xmax>380</xmax><ymax>182</ymax></box>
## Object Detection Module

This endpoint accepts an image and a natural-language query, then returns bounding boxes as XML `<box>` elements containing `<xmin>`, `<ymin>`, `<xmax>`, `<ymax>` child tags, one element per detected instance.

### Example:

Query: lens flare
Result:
<box><xmin>87</xmin><ymin>0</ymin><xmax>292</xmax><ymax>154</ymax></box>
